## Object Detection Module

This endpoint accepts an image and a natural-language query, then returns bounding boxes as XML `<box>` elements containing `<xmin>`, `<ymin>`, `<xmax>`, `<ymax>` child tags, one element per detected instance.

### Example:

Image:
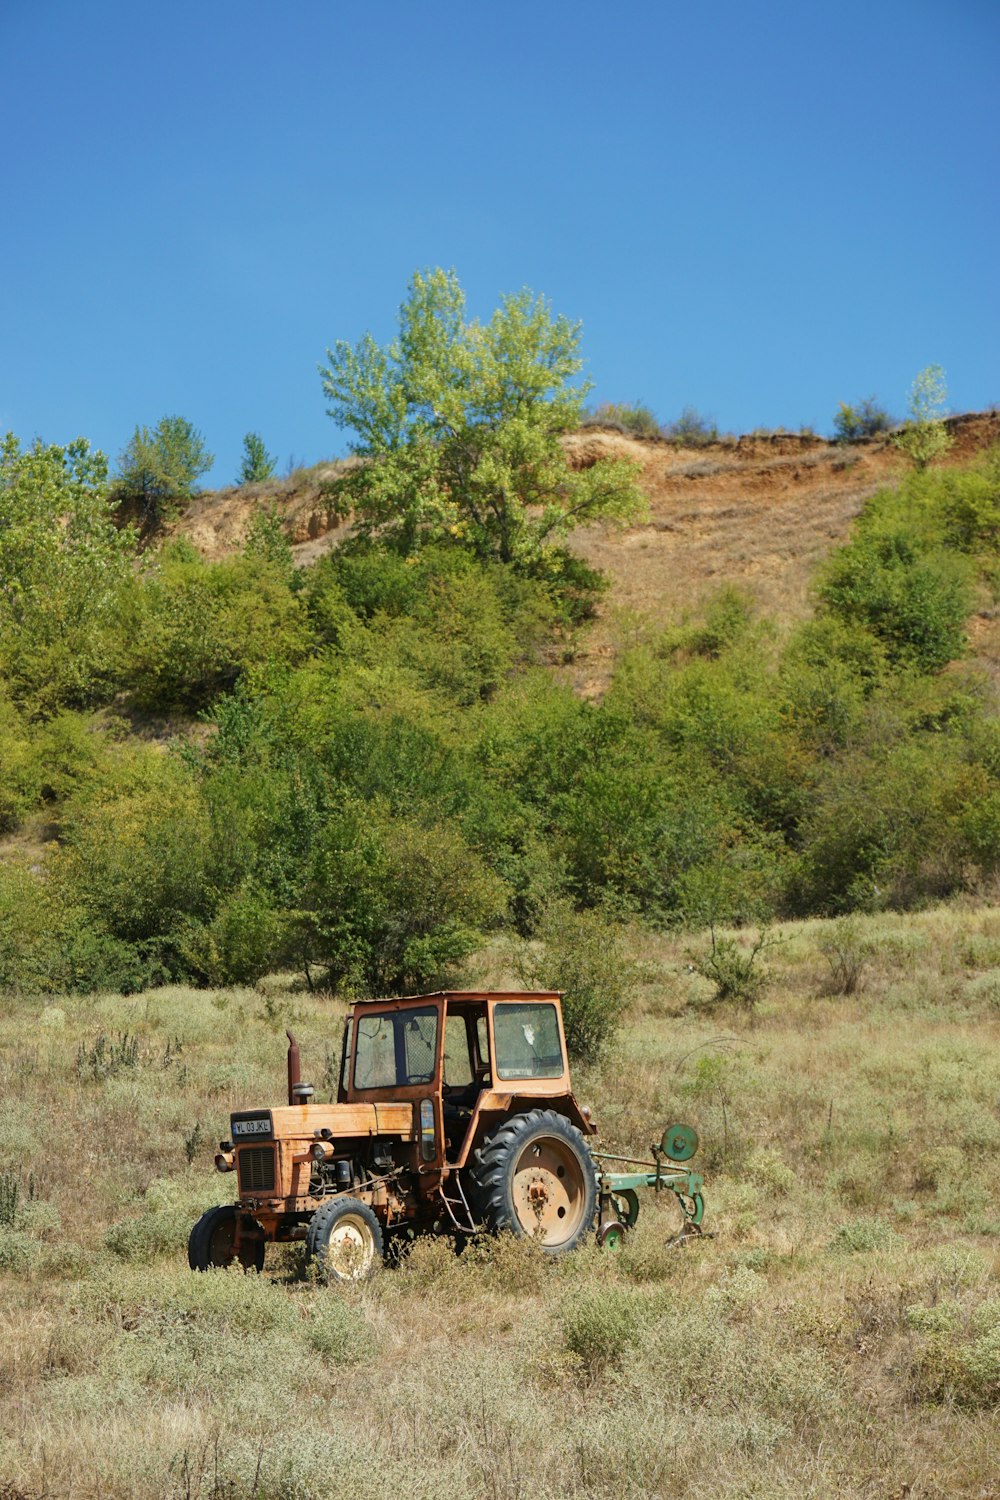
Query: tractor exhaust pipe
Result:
<box><xmin>286</xmin><ymin>1030</ymin><xmax>301</xmax><ymax>1106</ymax></box>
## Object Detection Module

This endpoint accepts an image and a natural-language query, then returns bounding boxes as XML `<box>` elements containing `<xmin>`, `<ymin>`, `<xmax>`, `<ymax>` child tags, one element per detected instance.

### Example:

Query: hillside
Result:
<box><xmin>4</xmin><ymin>405</ymin><xmax>1000</xmax><ymax>998</ymax></box>
<box><xmin>170</xmin><ymin>411</ymin><xmax>1000</xmax><ymax>697</ymax></box>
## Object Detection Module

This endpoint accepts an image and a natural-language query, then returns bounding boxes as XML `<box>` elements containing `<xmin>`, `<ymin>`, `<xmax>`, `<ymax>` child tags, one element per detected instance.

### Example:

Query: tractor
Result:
<box><xmin>189</xmin><ymin>990</ymin><xmax>705</xmax><ymax>1280</ymax></box>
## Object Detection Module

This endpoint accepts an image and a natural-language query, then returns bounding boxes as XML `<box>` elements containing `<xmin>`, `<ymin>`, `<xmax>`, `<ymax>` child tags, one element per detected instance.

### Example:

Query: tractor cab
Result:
<box><xmin>338</xmin><ymin>990</ymin><xmax>586</xmax><ymax>1170</ymax></box>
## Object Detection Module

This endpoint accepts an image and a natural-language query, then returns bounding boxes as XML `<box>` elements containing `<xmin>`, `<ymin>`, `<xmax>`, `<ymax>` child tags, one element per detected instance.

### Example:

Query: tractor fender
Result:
<box><xmin>454</xmin><ymin>1091</ymin><xmax>595</xmax><ymax>1170</ymax></box>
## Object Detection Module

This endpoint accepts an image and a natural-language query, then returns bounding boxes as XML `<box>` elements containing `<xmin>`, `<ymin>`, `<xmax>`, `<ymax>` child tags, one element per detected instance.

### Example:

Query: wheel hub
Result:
<box><xmin>512</xmin><ymin>1137</ymin><xmax>587</xmax><ymax>1246</ymax></box>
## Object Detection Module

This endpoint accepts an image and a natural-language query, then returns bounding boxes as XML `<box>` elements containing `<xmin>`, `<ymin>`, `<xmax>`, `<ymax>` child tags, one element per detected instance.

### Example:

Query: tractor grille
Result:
<box><xmin>237</xmin><ymin>1146</ymin><xmax>276</xmax><ymax>1194</ymax></box>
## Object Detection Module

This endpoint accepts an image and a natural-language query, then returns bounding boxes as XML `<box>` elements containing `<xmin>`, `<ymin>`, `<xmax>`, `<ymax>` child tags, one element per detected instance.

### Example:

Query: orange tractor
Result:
<box><xmin>189</xmin><ymin>990</ymin><xmax>705</xmax><ymax>1280</ymax></box>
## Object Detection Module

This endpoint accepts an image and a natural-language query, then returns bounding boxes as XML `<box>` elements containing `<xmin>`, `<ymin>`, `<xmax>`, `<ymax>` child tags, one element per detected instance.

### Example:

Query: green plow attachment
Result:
<box><xmin>593</xmin><ymin>1124</ymin><xmax>706</xmax><ymax>1249</ymax></box>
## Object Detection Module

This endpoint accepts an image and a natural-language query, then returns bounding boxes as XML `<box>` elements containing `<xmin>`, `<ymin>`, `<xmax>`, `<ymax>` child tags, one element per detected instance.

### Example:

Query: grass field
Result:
<box><xmin>3</xmin><ymin>904</ymin><xmax>1000</xmax><ymax>1499</ymax></box>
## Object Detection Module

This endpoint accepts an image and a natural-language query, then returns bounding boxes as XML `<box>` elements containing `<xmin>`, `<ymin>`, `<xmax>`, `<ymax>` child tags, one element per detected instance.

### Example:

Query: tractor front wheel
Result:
<box><xmin>470</xmin><ymin>1109</ymin><xmax>597</xmax><ymax>1254</ymax></box>
<box><xmin>307</xmin><ymin>1197</ymin><xmax>384</xmax><ymax>1283</ymax></box>
<box><xmin>188</xmin><ymin>1205</ymin><xmax>266</xmax><ymax>1272</ymax></box>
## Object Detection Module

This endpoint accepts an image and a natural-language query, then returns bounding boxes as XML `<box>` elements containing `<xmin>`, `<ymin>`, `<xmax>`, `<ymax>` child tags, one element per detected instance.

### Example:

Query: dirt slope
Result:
<box><xmin>171</xmin><ymin>412</ymin><xmax>1000</xmax><ymax>695</ymax></box>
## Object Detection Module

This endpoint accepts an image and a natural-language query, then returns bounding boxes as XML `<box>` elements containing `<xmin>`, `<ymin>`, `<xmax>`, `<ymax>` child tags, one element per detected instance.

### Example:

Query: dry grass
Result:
<box><xmin>3</xmin><ymin>904</ymin><xmax>1000</xmax><ymax>1496</ymax></box>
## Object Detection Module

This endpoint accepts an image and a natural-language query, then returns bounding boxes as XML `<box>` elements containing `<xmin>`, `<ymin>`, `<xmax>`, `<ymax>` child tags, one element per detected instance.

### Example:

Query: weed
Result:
<box><xmin>183</xmin><ymin>1121</ymin><xmax>204</xmax><ymax>1165</ymax></box>
<box><xmin>818</xmin><ymin>915</ymin><xmax>874</xmax><ymax>995</ymax></box>
<box><xmin>0</xmin><ymin>1167</ymin><xmax>36</xmax><ymax>1227</ymax></box>
<box><xmin>829</xmin><ymin>1217</ymin><xmax>900</xmax><ymax>1254</ymax></box>
<box><xmin>75</xmin><ymin>1031</ymin><xmax>141</xmax><ymax>1080</ymax></box>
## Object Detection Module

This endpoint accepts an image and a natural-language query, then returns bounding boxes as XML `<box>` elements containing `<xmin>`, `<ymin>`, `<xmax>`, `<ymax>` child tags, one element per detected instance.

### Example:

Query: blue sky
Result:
<box><xmin>2</xmin><ymin>0</ymin><xmax>997</xmax><ymax>487</ymax></box>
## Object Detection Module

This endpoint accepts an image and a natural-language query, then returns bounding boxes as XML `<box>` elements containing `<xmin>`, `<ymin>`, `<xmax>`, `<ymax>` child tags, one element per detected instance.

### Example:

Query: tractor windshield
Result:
<box><xmin>353</xmin><ymin>1007</ymin><xmax>439</xmax><ymax>1091</ymax></box>
<box><xmin>493</xmin><ymin>1002</ymin><xmax>564</xmax><ymax>1080</ymax></box>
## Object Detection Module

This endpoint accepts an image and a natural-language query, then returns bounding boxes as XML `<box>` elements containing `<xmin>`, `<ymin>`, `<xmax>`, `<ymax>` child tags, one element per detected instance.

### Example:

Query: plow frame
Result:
<box><xmin>592</xmin><ymin>1131</ymin><xmax>705</xmax><ymax>1248</ymax></box>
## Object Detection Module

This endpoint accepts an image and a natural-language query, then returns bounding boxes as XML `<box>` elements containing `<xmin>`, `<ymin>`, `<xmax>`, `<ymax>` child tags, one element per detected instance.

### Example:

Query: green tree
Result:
<box><xmin>238</xmin><ymin>431</ymin><xmax>277</xmax><ymax>484</ymax></box>
<box><xmin>318</xmin><ymin>268</ymin><xmax>645</xmax><ymax>567</ymax></box>
<box><xmin>113</xmin><ymin>415</ymin><xmax>214</xmax><ymax>524</ymax></box>
<box><xmin>894</xmin><ymin>365</ymin><xmax>953</xmax><ymax>469</ymax></box>
<box><xmin>0</xmin><ymin>434</ymin><xmax>135</xmax><ymax>709</ymax></box>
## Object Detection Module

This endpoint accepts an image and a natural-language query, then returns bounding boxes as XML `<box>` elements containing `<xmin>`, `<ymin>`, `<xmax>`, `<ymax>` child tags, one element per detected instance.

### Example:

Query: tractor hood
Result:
<box><xmin>231</xmin><ymin>1101</ymin><xmax>417</xmax><ymax>1146</ymax></box>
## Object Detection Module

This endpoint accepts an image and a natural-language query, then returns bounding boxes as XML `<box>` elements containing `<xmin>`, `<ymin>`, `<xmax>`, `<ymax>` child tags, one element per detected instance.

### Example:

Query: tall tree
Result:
<box><xmin>319</xmin><ymin>268</ymin><xmax>645</xmax><ymax>567</ymax></box>
<box><xmin>0</xmin><ymin>434</ymin><xmax>135</xmax><ymax>708</ymax></box>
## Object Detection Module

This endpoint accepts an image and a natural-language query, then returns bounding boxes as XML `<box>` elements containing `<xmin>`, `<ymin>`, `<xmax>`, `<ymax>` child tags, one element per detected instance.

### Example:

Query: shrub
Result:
<box><xmin>0</xmin><ymin>433</ymin><xmax>135</xmax><ymax>711</ymax></box>
<box><xmin>938</xmin><ymin>446</ymin><xmax>1000</xmax><ymax>550</ymax></box>
<box><xmin>585</xmin><ymin>401</ymin><xmax>661</xmax><ymax>439</ymax></box>
<box><xmin>0</xmin><ymin>1229</ymin><xmax>39</xmax><ymax>1273</ymax></box>
<box><xmin>58</xmin><ymin>755</ymin><xmax>213</xmax><ymax>945</ymax></box>
<box><xmin>123</xmin><ymin>544</ymin><xmax>313</xmax><ymax>711</ymax></box>
<box><xmin>513</xmin><ymin>900</ymin><xmax>638</xmax><ymax>1062</ymax></box>
<box><xmin>560</xmin><ymin>1285</ymin><xmax>646</xmax><ymax>1374</ymax></box>
<box><xmin>818</xmin><ymin>528</ymin><xmax>973</xmax><ymax>673</ymax></box>
<box><xmin>306</xmin><ymin>1299</ymin><xmax>371</xmax><ymax>1365</ymax></box>
<box><xmin>663</xmin><ymin>406</ymin><xmax>718</xmax><ymax>446</ymax></box>
<box><xmin>177</xmin><ymin>886</ymin><xmax>286</xmax><ymax>987</ymax></box>
<box><xmin>103</xmin><ymin>1179</ymin><xmax>205</xmax><ymax>1263</ymax></box>
<box><xmin>817</xmin><ymin>915</ymin><xmax>875</xmax><ymax>995</ymax></box>
<box><xmin>293</xmin><ymin>801</ymin><xmax>508</xmax><ymax>994</ymax></box>
<box><xmin>687</xmin><ymin>925</ymin><xmax>776</xmax><ymax>1010</ymax></box>
<box><xmin>828</xmin><ymin>1216</ymin><xmax>899</xmax><ymax>1253</ymax></box>
<box><xmin>243</xmin><ymin>508</ymin><xmax>294</xmax><ymax>572</ymax></box>
<box><xmin>833</xmin><ymin>396</ymin><xmax>893</xmax><ymax>442</ymax></box>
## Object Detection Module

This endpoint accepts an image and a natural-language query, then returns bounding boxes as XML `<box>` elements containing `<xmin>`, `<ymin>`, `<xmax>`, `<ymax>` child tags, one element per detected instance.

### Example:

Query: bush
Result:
<box><xmin>560</xmin><ymin>1285</ymin><xmax>647</xmax><ymax>1374</ymax></box>
<box><xmin>819</xmin><ymin>528</ymin><xmax>973</xmax><ymax>673</ymax></box>
<box><xmin>57</xmin><ymin>754</ymin><xmax>213</xmax><ymax>946</ymax></box>
<box><xmin>0</xmin><ymin>433</ymin><xmax>135</xmax><ymax>711</ymax></box>
<box><xmin>833</xmin><ymin>396</ymin><xmax>893</xmax><ymax>442</ymax></box>
<box><xmin>817</xmin><ymin>915</ymin><xmax>875</xmax><ymax>995</ymax></box>
<box><xmin>123</xmin><ymin>544</ymin><xmax>312</xmax><ymax>710</ymax></box>
<box><xmin>585</xmin><ymin>401</ymin><xmax>661</xmax><ymax>439</ymax></box>
<box><xmin>306</xmin><ymin>1299</ymin><xmax>372</xmax><ymax>1365</ymax></box>
<box><xmin>663</xmin><ymin>406</ymin><xmax>719</xmax><ymax>446</ymax></box>
<box><xmin>293</xmin><ymin>801</ymin><xmax>508</xmax><ymax>994</ymax></box>
<box><xmin>177</xmin><ymin>886</ymin><xmax>286</xmax><ymax>987</ymax></box>
<box><xmin>829</xmin><ymin>1216</ymin><xmax>899</xmax><ymax>1253</ymax></box>
<box><xmin>514</xmin><ymin>901</ymin><xmax>638</xmax><ymax>1062</ymax></box>
<box><xmin>687</xmin><ymin>926</ymin><xmax>776</xmax><ymax>1010</ymax></box>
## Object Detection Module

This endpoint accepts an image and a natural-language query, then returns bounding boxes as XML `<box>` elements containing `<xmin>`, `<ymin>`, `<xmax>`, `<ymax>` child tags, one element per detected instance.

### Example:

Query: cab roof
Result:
<box><xmin>351</xmin><ymin>989</ymin><xmax>563</xmax><ymax>1006</ymax></box>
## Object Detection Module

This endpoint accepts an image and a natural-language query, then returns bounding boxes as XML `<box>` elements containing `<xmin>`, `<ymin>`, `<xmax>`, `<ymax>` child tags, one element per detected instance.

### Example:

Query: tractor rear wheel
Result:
<box><xmin>469</xmin><ymin>1109</ymin><xmax>597</xmax><ymax>1254</ymax></box>
<box><xmin>188</xmin><ymin>1205</ymin><xmax>266</xmax><ymax>1272</ymax></box>
<box><xmin>307</xmin><ymin>1197</ymin><xmax>384</xmax><ymax>1283</ymax></box>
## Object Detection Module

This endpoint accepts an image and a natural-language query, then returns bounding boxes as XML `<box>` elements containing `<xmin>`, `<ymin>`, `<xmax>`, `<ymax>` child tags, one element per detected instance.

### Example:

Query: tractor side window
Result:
<box><xmin>354</xmin><ymin>1007</ymin><xmax>439</xmax><ymax>1091</ymax></box>
<box><xmin>476</xmin><ymin>1016</ymin><xmax>490</xmax><ymax>1068</ymax></box>
<box><xmin>493</xmin><ymin>1003</ymin><xmax>564</xmax><ymax>1080</ymax></box>
<box><xmin>444</xmin><ymin>1015</ymin><xmax>473</xmax><ymax>1086</ymax></box>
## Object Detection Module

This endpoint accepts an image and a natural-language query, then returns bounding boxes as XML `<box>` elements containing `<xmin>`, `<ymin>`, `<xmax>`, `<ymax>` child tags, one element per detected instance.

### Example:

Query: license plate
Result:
<box><xmin>231</xmin><ymin>1111</ymin><xmax>273</xmax><ymax>1140</ymax></box>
